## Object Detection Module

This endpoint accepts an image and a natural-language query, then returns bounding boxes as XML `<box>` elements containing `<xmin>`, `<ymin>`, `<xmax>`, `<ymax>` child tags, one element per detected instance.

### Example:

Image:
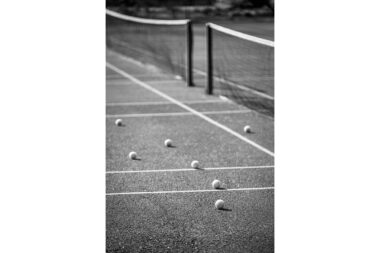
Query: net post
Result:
<box><xmin>206</xmin><ymin>23</ymin><xmax>213</xmax><ymax>95</ymax></box>
<box><xmin>186</xmin><ymin>20</ymin><xmax>193</xmax><ymax>87</ymax></box>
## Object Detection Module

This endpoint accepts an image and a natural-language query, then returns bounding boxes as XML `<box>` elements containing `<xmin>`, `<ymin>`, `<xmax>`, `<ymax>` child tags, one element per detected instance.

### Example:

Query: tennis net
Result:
<box><xmin>206</xmin><ymin>23</ymin><xmax>274</xmax><ymax>117</ymax></box>
<box><xmin>106</xmin><ymin>9</ymin><xmax>193</xmax><ymax>86</ymax></box>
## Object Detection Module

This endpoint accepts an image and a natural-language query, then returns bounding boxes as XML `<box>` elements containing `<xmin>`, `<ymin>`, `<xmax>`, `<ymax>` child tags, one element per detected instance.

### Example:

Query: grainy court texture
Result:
<box><xmin>106</xmin><ymin>1</ymin><xmax>274</xmax><ymax>252</ymax></box>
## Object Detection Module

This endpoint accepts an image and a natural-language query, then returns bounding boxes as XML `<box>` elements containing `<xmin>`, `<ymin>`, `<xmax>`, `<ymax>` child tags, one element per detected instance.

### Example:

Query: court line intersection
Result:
<box><xmin>106</xmin><ymin>63</ymin><xmax>274</xmax><ymax>157</ymax></box>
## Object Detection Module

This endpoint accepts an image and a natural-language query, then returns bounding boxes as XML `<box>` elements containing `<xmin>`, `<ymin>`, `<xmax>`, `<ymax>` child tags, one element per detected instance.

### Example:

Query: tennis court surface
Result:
<box><xmin>106</xmin><ymin>9</ymin><xmax>274</xmax><ymax>253</ymax></box>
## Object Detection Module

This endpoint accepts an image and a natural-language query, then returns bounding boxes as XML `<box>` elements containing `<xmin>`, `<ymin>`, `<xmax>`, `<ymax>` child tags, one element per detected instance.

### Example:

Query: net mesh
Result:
<box><xmin>211</xmin><ymin>25</ymin><xmax>274</xmax><ymax>117</ymax></box>
<box><xmin>106</xmin><ymin>10</ymin><xmax>189</xmax><ymax>79</ymax></box>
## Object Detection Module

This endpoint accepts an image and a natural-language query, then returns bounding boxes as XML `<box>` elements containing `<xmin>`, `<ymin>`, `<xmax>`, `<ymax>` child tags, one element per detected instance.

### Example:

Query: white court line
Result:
<box><xmin>108</xmin><ymin>73</ymin><xmax>170</xmax><ymax>79</ymax></box>
<box><xmin>107</xmin><ymin>79</ymin><xmax>182</xmax><ymax>86</ymax></box>
<box><xmin>106</xmin><ymin>62</ymin><xmax>274</xmax><ymax>157</ymax></box>
<box><xmin>106</xmin><ymin>186</ymin><xmax>274</xmax><ymax>196</ymax></box>
<box><xmin>106</xmin><ymin>109</ymin><xmax>252</xmax><ymax>118</ymax></box>
<box><xmin>106</xmin><ymin>99</ymin><xmax>227</xmax><ymax>107</ymax></box>
<box><xmin>106</xmin><ymin>112</ymin><xmax>189</xmax><ymax>118</ymax></box>
<box><xmin>106</xmin><ymin>165</ymin><xmax>274</xmax><ymax>174</ymax></box>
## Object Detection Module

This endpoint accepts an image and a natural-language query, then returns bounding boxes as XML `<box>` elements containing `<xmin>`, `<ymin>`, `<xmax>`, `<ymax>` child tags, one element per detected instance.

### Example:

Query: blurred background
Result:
<box><xmin>106</xmin><ymin>0</ymin><xmax>275</xmax><ymax>116</ymax></box>
<box><xmin>106</xmin><ymin>0</ymin><xmax>274</xmax><ymax>21</ymax></box>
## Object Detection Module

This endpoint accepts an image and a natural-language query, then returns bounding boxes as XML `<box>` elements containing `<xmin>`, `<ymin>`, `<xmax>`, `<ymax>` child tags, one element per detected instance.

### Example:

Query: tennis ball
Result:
<box><xmin>164</xmin><ymin>139</ymin><xmax>172</xmax><ymax>147</ymax></box>
<box><xmin>212</xmin><ymin>179</ymin><xmax>221</xmax><ymax>189</ymax></box>
<box><xmin>215</xmin><ymin>199</ymin><xmax>224</xmax><ymax>209</ymax></box>
<box><xmin>244</xmin><ymin>125</ymin><xmax>251</xmax><ymax>133</ymax></box>
<box><xmin>191</xmin><ymin>160</ymin><xmax>200</xmax><ymax>169</ymax></box>
<box><xmin>128</xmin><ymin>151</ymin><xmax>137</xmax><ymax>160</ymax></box>
<box><xmin>115</xmin><ymin>119</ymin><xmax>123</xmax><ymax>126</ymax></box>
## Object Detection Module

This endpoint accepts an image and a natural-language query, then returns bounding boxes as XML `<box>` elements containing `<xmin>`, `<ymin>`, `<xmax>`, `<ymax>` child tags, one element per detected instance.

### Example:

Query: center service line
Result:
<box><xmin>106</xmin><ymin>63</ymin><xmax>274</xmax><ymax>157</ymax></box>
<box><xmin>106</xmin><ymin>186</ymin><xmax>275</xmax><ymax>196</ymax></box>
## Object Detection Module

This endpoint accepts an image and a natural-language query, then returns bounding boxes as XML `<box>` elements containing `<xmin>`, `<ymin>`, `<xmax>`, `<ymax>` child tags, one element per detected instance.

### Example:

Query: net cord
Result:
<box><xmin>207</xmin><ymin>23</ymin><xmax>274</xmax><ymax>47</ymax></box>
<box><xmin>106</xmin><ymin>9</ymin><xmax>189</xmax><ymax>25</ymax></box>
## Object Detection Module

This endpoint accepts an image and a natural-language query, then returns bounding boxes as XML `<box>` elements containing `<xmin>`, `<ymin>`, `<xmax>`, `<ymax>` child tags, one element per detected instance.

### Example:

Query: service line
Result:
<box><xmin>106</xmin><ymin>165</ymin><xmax>274</xmax><ymax>174</ymax></box>
<box><xmin>106</xmin><ymin>109</ymin><xmax>252</xmax><ymax>118</ymax></box>
<box><xmin>106</xmin><ymin>99</ymin><xmax>228</xmax><ymax>107</ymax></box>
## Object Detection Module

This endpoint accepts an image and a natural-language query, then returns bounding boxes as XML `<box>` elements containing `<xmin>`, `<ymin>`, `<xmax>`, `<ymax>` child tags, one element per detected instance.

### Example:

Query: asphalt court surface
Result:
<box><xmin>106</xmin><ymin>50</ymin><xmax>274</xmax><ymax>252</ymax></box>
<box><xmin>107</xmin><ymin>191</ymin><xmax>274</xmax><ymax>253</ymax></box>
